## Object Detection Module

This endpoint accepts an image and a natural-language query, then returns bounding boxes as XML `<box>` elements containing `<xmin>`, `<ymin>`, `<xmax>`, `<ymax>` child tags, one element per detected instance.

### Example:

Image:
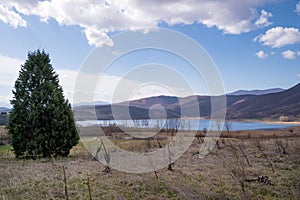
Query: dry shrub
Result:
<box><xmin>274</xmin><ymin>138</ymin><xmax>288</xmax><ymax>155</ymax></box>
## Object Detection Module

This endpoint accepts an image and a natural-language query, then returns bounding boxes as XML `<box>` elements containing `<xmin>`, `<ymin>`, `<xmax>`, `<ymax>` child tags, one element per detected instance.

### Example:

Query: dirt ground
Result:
<box><xmin>0</xmin><ymin>126</ymin><xmax>300</xmax><ymax>199</ymax></box>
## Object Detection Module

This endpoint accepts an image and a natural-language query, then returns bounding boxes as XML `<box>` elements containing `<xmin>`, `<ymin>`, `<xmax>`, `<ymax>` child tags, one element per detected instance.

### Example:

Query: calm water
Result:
<box><xmin>76</xmin><ymin>119</ymin><xmax>298</xmax><ymax>131</ymax></box>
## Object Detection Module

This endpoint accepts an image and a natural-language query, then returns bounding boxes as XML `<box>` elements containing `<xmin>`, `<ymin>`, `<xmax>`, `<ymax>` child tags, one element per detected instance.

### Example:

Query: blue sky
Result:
<box><xmin>0</xmin><ymin>0</ymin><xmax>300</xmax><ymax>106</ymax></box>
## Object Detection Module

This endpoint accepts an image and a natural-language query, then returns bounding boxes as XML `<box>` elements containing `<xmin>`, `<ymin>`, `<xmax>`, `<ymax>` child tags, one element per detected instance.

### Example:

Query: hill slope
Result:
<box><xmin>226</xmin><ymin>83</ymin><xmax>300</xmax><ymax>120</ymax></box>
<box><xmin>228</xmin><ymin>88</ymin><xmax>284</xmax><ymax>96</ymax></box>
<box><xmin>75</xmin><ymin>83</ymin><xmax>300</xmax><ymax>121</ymax></box>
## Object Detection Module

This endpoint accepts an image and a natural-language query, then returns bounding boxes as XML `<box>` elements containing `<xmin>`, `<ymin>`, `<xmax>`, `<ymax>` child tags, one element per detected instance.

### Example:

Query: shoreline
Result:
<box><xmin>235</xmin><ymin>119</ymin><xmax>300</xmax><ymax>125</ymax></box>
<box><xmin>76</xmin><ymin>118</ymin><xmax>300</xmax><ymax>125</ymax></box>
<box><xmin>176</xmin><ymin>118</ymin><xmax>300</xmax><ymax>125</ymax></box>
<box><xmin>262</xmin><ymin>121</ymin><xmax>300</xmax><ymax>125</ymax></box>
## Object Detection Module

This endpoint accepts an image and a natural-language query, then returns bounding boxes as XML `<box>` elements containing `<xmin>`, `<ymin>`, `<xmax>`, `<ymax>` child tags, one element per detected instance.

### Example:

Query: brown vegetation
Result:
<box><xmin>0</xmin><ymin>126</ymin><xmax>300</xmax><ymax>199</ymax></box>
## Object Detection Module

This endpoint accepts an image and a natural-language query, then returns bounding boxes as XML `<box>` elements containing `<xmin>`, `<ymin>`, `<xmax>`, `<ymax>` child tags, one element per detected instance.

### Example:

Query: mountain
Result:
<box><xmin>125</xmin><ymin>95</ymin><xmax>180</xmax><ymax>109</ymax></box>
<box><xmin>74</xmin><ymin>83</ymin><xmax>300</xmax><ymax>121</ymax></box>
<box><xmin>226</xmin><ymin>83</ymin><xmax>300</xmax><ymax>120</ymax></box>
<box><xmin>74</xmin><ymin>103</ymin><xmax>180</xmax><ymax>120</ymax></box>
<box><xmin>73</xmin><ymin>100</ymin><xmax>109</xmax><ymax>107</ymax></box>
<box><xmin>0</xmin><ymin>107</ymin><xmax>10</xmax><ymax>113</ymax></box>
<box><xmin>228</xmin><ymin>88</ymin><xmax>284</xmax><ymax>96</ymax></box>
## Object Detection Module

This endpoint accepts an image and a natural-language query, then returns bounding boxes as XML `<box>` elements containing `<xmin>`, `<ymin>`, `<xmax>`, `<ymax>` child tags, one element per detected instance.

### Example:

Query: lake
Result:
<box><xmin>76</xmin><ymin>119</ymin><xmax>298</xmax><ymax>131</ymax></box>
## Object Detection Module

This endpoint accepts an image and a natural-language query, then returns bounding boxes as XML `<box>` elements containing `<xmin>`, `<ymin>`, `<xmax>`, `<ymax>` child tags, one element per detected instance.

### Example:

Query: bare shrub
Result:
<box><xmin>195</xmin><ymin>131</ymin><xmax>204</xmax><ymax>144</ymax></box>
<box><xmin>62</xmin><ymin>165</ymin><xmax>69</xmax><ymax>200</ymax></box>
<box><xmin>230</xmin><ymin>155</ymin><xmax>247</xmax><ymax>196</ymax></box>
<box><xmin>254</xmin><ymin>139</ymin><xmax>263</xmax><ymax>151</ymax></box>
<box><xmin>246</xmin><ymin>133</ymin><xmax>251</xmax><ymax>139</ymax></box>
<box><xmin>228</xmin><ymin>139</ymin><xmax>250</xmax><ymax>165</ymax></box>
<box><xmin>0</xmin><ymin>126</ymin><xmax>9</xmax><ymax>145</ymax></box>
<box><xmin>167</xmin><ymin>144</ymin><xmax>174</xmax><ymax>171</ymax></box>
<box><xmin>252</xmin><ymin>139</ymin><xmax>275</xmax><ymax>173</ymax></box>
<box><xmin>221</xmin><ymin>137</ymin><xmax>226</xmax><ymax>145</ymax></box>
<box><xmin>237</xmin><ymin>140</ymin><xmax>251</xmax><ymax>167</ymax></box>
<box><xmin>213</xmin><ymin>121</ymin><xmax>223</xmax><ymax>149</ymax></box>
<box><xmin>261</xmin><ymin>153</ymin><xmax>275</xmax><ymax>173</ymax></box>
<box><xmin>274</xmin><ymin>138</ymin><xmax>288</xmax><ymax>155</ymax></box>
<box><xmin>86</xmin><ymin>174</ymin><xmax>93</xmax><ymax>200</ymax></box>
<box><xmin>225</xmin><ymin>139</ymin><xmax>248</xmax><ymax>198</ymax></box>
<box><xmin>203</xmin><ymin>127</ymin><xmax>207</xmax><ymax>135</ymax></box>
<box><xmin>215</xmin><ymin>139</ymin><xmax>221</xmax><ymax>150</ymax></box>
<box><xmin>95</xmin><ymin>139</ymin><xmax>111</xmax><ymax>173</ymax></box>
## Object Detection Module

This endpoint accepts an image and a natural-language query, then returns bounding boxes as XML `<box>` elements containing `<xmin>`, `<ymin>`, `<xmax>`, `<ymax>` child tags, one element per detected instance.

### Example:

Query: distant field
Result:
<box><xmin>0</xmin><ymin>126</ymin><xmax>300</xmax><ymax>199</ymax></box>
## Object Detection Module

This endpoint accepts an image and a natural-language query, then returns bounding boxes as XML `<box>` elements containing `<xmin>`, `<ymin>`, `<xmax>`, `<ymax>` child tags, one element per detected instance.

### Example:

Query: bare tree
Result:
<box><xmin>141</xmin><ymin>119</ymin><xmax>149</xmax><ymax>128</ymax></box>
<box><xmin>213</xmin><ymin>120</ymin><xmax>223</xmax><ymax>149</ymax></box>
<box><xmin>225</xmin><ymin>121</ymin><xmax>232</xmax><ymax>134</ymax></box>
<box><xmin>166</xmin><ymin>119</ymin><xmax>181</xmax><ymax>136</ymax></box>
<box><xmin>155</xmin><ymin>118</ymin><xmax>163</xmax><ymax>130</ymax></box>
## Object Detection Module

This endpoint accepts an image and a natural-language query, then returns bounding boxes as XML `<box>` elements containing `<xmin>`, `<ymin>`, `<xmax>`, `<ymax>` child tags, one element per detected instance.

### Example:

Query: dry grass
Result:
<box><xmin>0</xmin><ymin>126</ymin><xmax>300</xmax><ymax>199</ymax></box>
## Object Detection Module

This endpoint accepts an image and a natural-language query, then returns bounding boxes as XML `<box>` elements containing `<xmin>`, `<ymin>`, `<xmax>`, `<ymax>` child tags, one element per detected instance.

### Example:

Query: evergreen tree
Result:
<box><xmin>7</xmin><ymin>50</ymin><xmax>79</xmax><ymax>159</ymax></box>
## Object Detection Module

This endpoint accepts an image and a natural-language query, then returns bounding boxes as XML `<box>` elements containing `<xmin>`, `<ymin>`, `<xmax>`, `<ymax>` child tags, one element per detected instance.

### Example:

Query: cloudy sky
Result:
<box><xmin>0</xmin><ymin>0</ymin><xmax>300</xmax><ymax>107</ymax></box>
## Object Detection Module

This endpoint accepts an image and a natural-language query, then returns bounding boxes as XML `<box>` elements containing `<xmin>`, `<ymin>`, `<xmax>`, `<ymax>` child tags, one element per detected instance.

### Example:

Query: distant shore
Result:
<box><xmin>178</xmin><ymin>117</ymin><xmax>300</xmax><ymax>125</ymax></box>
<box><xmin>234</xmin><ymin>119</ymin><xmax>300</xmax><ymax>125</ymax></box>
<box><xmin>262</xmin><ymin>121</ymin><xmax>300</xmax><ymax>125</ymax></box>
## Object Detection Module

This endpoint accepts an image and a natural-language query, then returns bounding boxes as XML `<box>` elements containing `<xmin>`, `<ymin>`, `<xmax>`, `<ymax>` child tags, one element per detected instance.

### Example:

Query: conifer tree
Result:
<box><xmin>7</xmin><ymin>50</ymin><xmax>79</xmax><ymax>158</ymax></box>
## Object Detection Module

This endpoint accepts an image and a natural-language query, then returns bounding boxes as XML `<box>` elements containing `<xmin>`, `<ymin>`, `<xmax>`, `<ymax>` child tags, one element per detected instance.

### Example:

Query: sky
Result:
<box><xmin>0</xmin><ymin>0</ymin><xmax>300</xmax><ymax>107</ymax></box>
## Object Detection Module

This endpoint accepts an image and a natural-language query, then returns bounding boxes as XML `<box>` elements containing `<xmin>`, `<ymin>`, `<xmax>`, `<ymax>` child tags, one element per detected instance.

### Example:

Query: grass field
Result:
<box><xmin>0</xmin><ymin>126</ymin><xmax>300</xmax><ymax>199</ymax></box>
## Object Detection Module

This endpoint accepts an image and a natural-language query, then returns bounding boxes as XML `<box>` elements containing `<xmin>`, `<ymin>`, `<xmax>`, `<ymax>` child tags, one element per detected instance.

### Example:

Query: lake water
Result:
<box><xmin>76</xmin><ymin>119</ymin><xmax>298</xmax><ymax>131</ymax></box>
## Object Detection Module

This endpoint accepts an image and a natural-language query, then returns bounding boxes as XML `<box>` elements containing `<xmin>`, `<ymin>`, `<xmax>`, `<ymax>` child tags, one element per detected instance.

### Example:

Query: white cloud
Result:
<box><xmin>281</xmin><ymin>50</ymin><xmax>296</xmax><ymax>59</ymax></box>
<box><xmin>49</xmin><ymin>69</ymin><xmax>117</xmax><ymax>104</ymax></box>
<box><xmin>0</xmin><ymin>55</ymin><xmax>77</xmax><ymax>106</ymax></box>
<box><xmin>255</xmin><ymin>9</ymin><xmax>272</xmax><ymax>28</ymax></box>
<box><xmin>0</xmin><ymin>54</ymin><xmax>23</xmax><ymax>86</ymax></box>
<box><xmin>0</xmin><ymin>95</ymin><xmax>12</xmax><ymax>108</ymax></box>
<box><xmin>254</xmin><ymin>27</ymin><xmax>300</xmax><ymax>48</ymax></box>
<box><xmin>255</xmin><ymin>50</ymin><xmax>268</xmax><ymax>59</ymax></box>
<box><xmin>1</xmin><ymin>0</ymin><xmax>277</xmax><ymax>47</ymax></box>
<box><xmin>57</xmin><ymin>69</ymin><xmax>153</xmax><ymax>104</ymax></box>
<box><xmin>297</xmin><ymin>73</ymin><xmax>300</xmax><ymax>77</ymax></box>
<box><xmin>0</xmin><ymin>4</ymin><xmax>26</xmax><ymax>28</ymax></box>
<box><xmin>0</xmin><ymin>55</ymin><xmax>147</xmax><ymax>106</ymax></box>
<box><xmin>72</xmin><ymin>68</ymin><xmax>193</xmax><ymax>105</ymax></box>
<box><xmin>57</xmin><ymin>69</ymin><xmax>124</xmax><ymax>104</ymax></box>
<box><xmin>56</xmin><ymin>69</ymin><xmax>78</xmax><ymax>103</ymax></box>
<box><xmin>0</xmin><ymin>57</ymin><xmax>183</xmax><ymax>106</ymax></box>
<box><xmin>0</xmin><ymin>59</ymin><xmax>202</xmax><ymax>106</ymax></box>
<box><xmin>84</xmin><ymin>28</ymin><xmax>114</xmax><ymax>47</ymax></box>
<box><xmin>296</xmin><ymin>1</ymin><xmax>300</xmax><ymax>15</ymax></box>
<box><xmin>0</xmin><ymin>54</ymin><xmax>23</xmax><ymax>107</ymax></box>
